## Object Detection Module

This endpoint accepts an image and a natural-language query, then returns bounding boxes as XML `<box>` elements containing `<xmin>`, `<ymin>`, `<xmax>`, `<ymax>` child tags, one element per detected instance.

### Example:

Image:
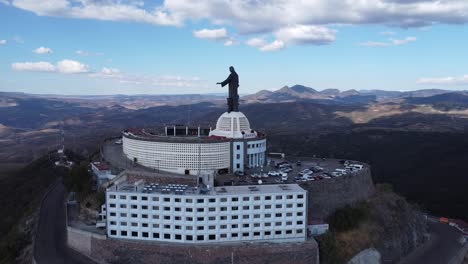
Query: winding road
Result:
<box><xmin>34</xmin><ymin>182</ymin><xmax>95</xmax><ymax>264</ymax></box>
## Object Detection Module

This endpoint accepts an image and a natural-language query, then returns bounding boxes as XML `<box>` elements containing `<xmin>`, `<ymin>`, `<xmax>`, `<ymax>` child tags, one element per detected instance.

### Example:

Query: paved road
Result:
<box><xmin>400</xmin><ymin>220</ymin><xmax>465</xmax><ymax>264</ymax></box>
<box><xmin>34</xmin><ymin>181</ymin><xmax>95</xmax><ymax>264</ymax></box>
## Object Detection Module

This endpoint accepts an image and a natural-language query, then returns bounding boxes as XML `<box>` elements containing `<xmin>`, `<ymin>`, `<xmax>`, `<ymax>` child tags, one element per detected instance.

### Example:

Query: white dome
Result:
<box><xmin>209</xmin><ymin>112</ymin><xmax>257</xmax><ymax>139</ymax></box>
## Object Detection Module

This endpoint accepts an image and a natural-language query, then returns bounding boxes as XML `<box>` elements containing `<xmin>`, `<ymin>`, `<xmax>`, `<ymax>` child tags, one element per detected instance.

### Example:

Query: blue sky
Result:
<box><xmin>1</xmin><ymin>0</ymin><xmax>468</xmax><ymax>95</ymax></box>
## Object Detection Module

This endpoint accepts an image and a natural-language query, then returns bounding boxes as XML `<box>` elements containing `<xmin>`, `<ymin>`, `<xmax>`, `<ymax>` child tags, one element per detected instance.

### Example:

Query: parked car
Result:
<box><xmin>280</xmin><ymin>167</ymin><xmax>293</xmax><ymax>173</ymax></box>
<box><xmin>299</xmin><ymin>169</ymin><xmax>312</xmax><ymax>175</ymax></box>
<box><xmin>234</xmin><ymin>170</ymin><xmax>245</xmax><ymax>176</ymax></box>
<box><xmin>268</xmin><ymin>171</ymin><xmax>279</xmax><ymax>177</ymax></box>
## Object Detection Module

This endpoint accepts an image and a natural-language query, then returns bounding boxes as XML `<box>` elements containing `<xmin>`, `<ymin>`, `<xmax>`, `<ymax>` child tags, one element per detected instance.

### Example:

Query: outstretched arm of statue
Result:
<box><xmin>218</xmin><ymin>74</ymin><xmax>232</xmax><ymax>87</ymax></box>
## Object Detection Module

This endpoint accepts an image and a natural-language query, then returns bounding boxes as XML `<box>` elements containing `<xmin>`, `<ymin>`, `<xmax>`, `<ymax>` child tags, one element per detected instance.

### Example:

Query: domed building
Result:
<box><xmin>122</xmin><ymin>110</ymin><xmax>266</xmax><ymax>177</ymax></box>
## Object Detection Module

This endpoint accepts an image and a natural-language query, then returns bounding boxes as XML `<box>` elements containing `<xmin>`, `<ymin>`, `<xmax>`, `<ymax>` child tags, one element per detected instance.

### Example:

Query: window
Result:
<box><xmin>220</xmin><ymin>198</ymin><xmax>228</xmax><ymax>202</ymax></box>
<box><xmin>287</xmin><ymin>195</ymin><xmax>293</xmax><ymax>199</ymax></box>
<box><xmin>109</xmin><ymin>195</ymin><xmax>116</xmax><ymax>199</ymax></box>
<box><xmin>298</xmin><ymin>203</ymin><xmax>304</xmax><ymax>208</ymax></box>
<box><xmin>243</xmin><ymin>232</ymin><xmax>249</xmax><ymax>237</ymax></box>
<box><xmin>209</xmin><ymin>226</ymin><xmax>216</xmax><ymax>230</ymax></box>
<box><xmin>186</xmin><ymin>217</ymin><xmax>193</xmax><ymax>221</ymax></box>
<box><xmin>265</xmin><ymin>214</ymin><xmax>271</xmax><ymax>218</ymax></box>
<box><xmin>220</xmin><ymin>234</ymin><xmax>227</xmax><ymax>238</ymax></box>
<box><xmin>243</xmin><ymin>215</ymin><xmax>249</xmax><ymax>219</ymax></box>
<box><xmin>131</xmin><ymin>213</ymin><xmax>137</xmax><ymax>218</ymax></box>
<box><xmin>153</xmin><ymin>233</ymin><xmax>160</xmax><ymax>238</ymax></box>
<box><xmin>236</xmin><ymin>163</ymin><xmax>240</xmax><ymax>168</ymax></box>
<box><xmin>254</xmin><ymin>223</ymin><xmax>260</xmax><ymax>227</ymax></box>
<box><xmin>286</xmin><ymin>204</ymin><xmax>293</xmax><ymax>208</ymax></box>
<box><xmin>132</xmin><ymin>231</ymin><xmax>138</xmax><ymax>237</ymax></box>
<box><xmin>208</xmin><ymin>216</ymin><xmax>215</xmax><ymax>221</ymax></box>
<box><xmin>152</xmin><ymin>206</ymin><xmax>159</xmax><ymax>210</ymax></box>
<box><xmin>131</xmin><ymin>196</ymin><xmax>137</xmax><ymax>200</ymax></box>
<box><xmin>175</xmin><ymin>234</ymin><xmax>182</xmax><ymax>240</ymax></box>
<box><xmin>186</xmin><ymin>235</ymin><xmax>193</xmax><ymax>241</ymax></box>
<box><xmin>221</xmin><ymin>207</ymin><xmax>227</xmax><ymax>211</ymax></box>
<box><xmin>254</xmin><ymin>232</ymin><xmax>260</xmax><ymax>236</ymax></box>
<box><xmin>232</xmin><ymin>206</ymin><xmax>239</xmax><ymax>211</ymax></box>
<box><xmin>197</xmin><ymin>199</ymin><xmax>204</xmax><ymax>203</ymax></box>
<box><xmin>142</xmin><ymin>232</ymin><xmax>149</xmax><ymax>238</ymax></box>
<box><xmin>298</xmin><ymin>194</ymin><xmax>304</xmax><ymax>199</ymax></box>
<box><xmin>297</xmin><ymin>212</ymin><xmax>303</xmax><ymax>216</ymax></box>
<box><xmin>186</xmin><ymin>208</ymin><xmax>193</xmax><ymax>212</ymax></box>
<box><xmin>286</xmin><ymin>221</ymin><xmax>292</xmax><ymax>226</ymax></box>
<box><xmin>119</xmin><ymin>195</ymin><xmax>126</xmax><ymax>199</ymax></box>
<box><xmin>297</xmin><ymin>221</ymin><xmax>303</xmax><ymax>225</ymax></box>
<box><xmin>232</xmin><ymin>215</ymin><xmax>238</xmax><ymax>220</ymax></box>
<box><xmin>120</xmin><ymin>204</ymin><xmax>126</xmax><ymax>209</ymax></box>
<box><xmin>221</xmin><ymin>225</ymin><xmax>227</xmax><ymax>229</ymax></box>
<box><xmin>175</xmin><ymin>225</ymin><xmax>181</xmax><ymax>230</ymax></box>
<box><xmin>175</xmin><ymin>216</ymin><xmax>181</xmax><ymax>221</ymax></box>
<box><xmin>164</xmin><ymin>207</ymin><xmax>170</xmax><ymax>211</ymax></box>
<box><xmin>110</xmin><ymin>230</ymin><xmax>117</xmax><ymax>235</ymax></box>
<box><xmin>121</xmin><ymin>231</ymin><xmax>127</xmax><ymax>236</ymax></box>
<box><xmin>164</xmin><ymin>197</ymin><xmax>170</xmax><ymax>202</ymax></box>
<box><xmin>153</xmin><ymin>224</ymin><xmax>159</xmax><ymax>228</ymax></box>
<box><xmin>197</xmin><ymin>235</ymin><xmax>204</xmax><ymax>241</ymax></box>
<box><xmin>164</xmin><ymin>216</ymin><xmax>170</xmax><ymax>220</ymax></box>
<box><xmin>286</xmin><ymin>230</ymin><xmax>292</xmax><ymax>234</ymax></box>
<box><xmin>232</xmin><ymin>224</ymin><xmax>238</xmax><ymax>229</ymax></box>
<box><xmin>110</xmin><ymin>212</ymin><xmax>116</xmax><ymax>217</ymax></box>
<box><xmin>265</xmin><ymin>205</ymin><xmax>272</xmax><ymax>209</ymax></box>
<box><xmin>142</xmin><ymin>196</ymin><xmax>148</xmax><ymax>201</ymax></box>
<box><xmin>275</xmin><ymin>230</ymin><xmax>281</xmax><ymax>235</ymax></box>
<box><xmin>236</xmin><ymin>145</ymin><xmax>240</xmax><ymax>150</ymax></box>
<box><xmin>236</xmin><ymin>154</ymin><xmax>240</xmax><ymax>159</ymax></box>
<box><xmin>275</xmin><ymin>222</ymin><xmax>282</xmax><ymax>226</ymax></box>
<box><xmin>175</xmin><ymin>207</ymin><xmax>181</xmax><ymax>212</ymax></box>
<box><xmin>286</xmin><ymin>212</ymin><xmax>293</xmax><ymax>217</ymax></box>
<box><xmin>276</xmin><ymin>195</ymin><xmax>282</xmax><ymax>200</ymax></box>
<box><xmin>186</xmin><ymin>198</ymin><xmax>192</xmax><ymax>203</ymax></box>
<box><xmin>232</xmin><ymin>197</ymin><xmax>239</xmax><ymax>202</ymax></box>
<box><xmin>197</xmin><ymin>208</ymin><xmax>204</xmax><ymax>212</ymax></box>
<box><xmin>152</xmin><ymin>215</ymin><xmax>159</xmax><ymax>219</ymax></box>
<box><xmin>197</xmin><ymin>217</ymin><xmax>204</xmax><ymax>221</ymax></box>
<box><xmin>243</xmin><ymin>223</ymin><xmax>249</xmax><ymax>228</ymax></box>
<box><xmin>265</xmin><ymin>231</ymin><xmax>271</xmax><ymax>236</ymax></box>
<box><xmin>243</xmin><ymin>206</ymin><xmax>249</xmax><ymax>210</ymax></box>
<box><xmin>142</xmin><ymin>205</ymin><xmax>148</xmax><ymax>210</ymax></box>
<box><xmin>164</xmin><ymin>234</ymin><xmax>171</xmax><ymax>239</ymax></box>
<box><xmin>254</xmin><ymin>205</ymin><xmax>260</xmax><ymax>210</ymax></box>
<box><xmin>297</xmin><ymin>229</ymin><xmax>303</xmax><ymax>234</ymax></box>
<box><xmin>232</xmin><ymin>233</ymin><xmax>238</xmax><ymax>238</ymax></box>
<box><xmin>220</xmin><ymin>216</ymin><xmax>227</xmax><ymax>220</ymax></box>
<box><xmin>254</xmin><ymin>214</ymin><xmax>260</xmax><ymax>219</ymax></box>
<box><xmin>276</xmin><ymin>204</ymin><xmax>282</xmax><ymax>209</ymax></box>
<box><xmin>152</xmin><ymin>197</ymin><xmax>159</xmax><ymax>201</ymax></box>
<box><xmin>265</xmin><ymin>196</ymin><xmax>271</xmax><ymax>200</ymax></box>
<box><xmin>121</xmin><ymin>222</ymin><xmax>127</xmax><ymax>226</ymax></box>
<box><xmin>142</xmin><ymin>214</ymin><xmax>148</xmax><ymax>219</ymax></box>
<box><xmin>109</xmin><ymin>203</ymin><xmax>116</xmax><ymax>208</ymax></box>
<box><xmin>120</xmin><ymin>213</ymin><xmax>127</xmax><ymax>217</ymax></box>
<box><xmin>131</xmin><ymin>204</ymin><xmax>137</xmax><ymax>209</ymax></box>
<box><xmin>175</xmin><ymin>198</ymin><xmax>181</xmax><ymax>202</ymax></box>
<box><xmin>131</xmin><ymin>222</ymin><xmax>138</xmax><ymax>227</ymax></box>
<box><xmin>209</xmin><ymin>198</ymin><xmax>216</xmax><ymax>203</ymax></box>
<box><xmin>243</xmin><ymin>197</ymin><xmax>250</xmax><ymax>201</ymax></box>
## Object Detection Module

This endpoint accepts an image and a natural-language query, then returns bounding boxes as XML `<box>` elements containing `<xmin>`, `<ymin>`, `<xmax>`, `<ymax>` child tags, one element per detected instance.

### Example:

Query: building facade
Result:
<box><xmin>122</xmin><ymin>132</ymin><xmax>231</xmax><ymax>175</ymax></box>
<box><xmin>106</xmin><ymin>183</ymin><xmax>307</xmax><ymax>243</ymax></box>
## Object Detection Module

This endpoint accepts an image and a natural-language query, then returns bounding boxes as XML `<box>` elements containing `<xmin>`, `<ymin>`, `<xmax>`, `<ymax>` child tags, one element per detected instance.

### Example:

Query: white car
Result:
<box><xmin>268</xmin><ymin>171</ymin><xmax>280</xmax><ymax>177</ymax></box>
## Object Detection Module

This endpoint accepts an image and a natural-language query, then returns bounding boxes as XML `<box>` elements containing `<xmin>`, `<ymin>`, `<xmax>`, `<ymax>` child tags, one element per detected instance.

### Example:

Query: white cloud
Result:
<box><xmin>11</xmin><ymin>59</ymin><xmax>88</xmax><ymax>74</ymax></box>
<box><xmin>0</xmin><ymin>40</ymin><xmax>6</xmax><ymax>44</ymax></box>
<box><xmin>259</xmin><ymin>40</ymin><xmax>285</xmax><ymax>52</ymax></box>
<box><xmin>75</xmin><ymin>50</ymin><xmax>103</xmax><ymax>56</ymax></box>
<box><xmin>246</xmin><ymin>37</ymin><xmax>284</xmax><ymax>52</ymax></box>
<box><xmin>193</xmin><ymin>28</ymin><xmax>227</xmax><ymax>40</ymax></box>
<box><xmin>391</xmin><ymin>36</ymin><xmax>417</xmax><ymax>45</ymax></box>
<box><xmin>11</xmin><ymin>61</ymin><xmax>56</xmax><ymax>72</ymax></box>
<box><xmin>417</xmin><ymin>74</ymin><xmax>468</xmax><ymax>85</ymax></box>
<box><xmin>274</xmin><ymin>25</ymin><xmax>336</xmax><ymax>45</ymax></box>
<box><xmin>246</xmin><ymin>38</ymin><xmax>266</xmax><ymax>48</ymax></box>
<box><xmin>7</xmin><ymin>0</ymin><xmax>468</xmax><ymax>51</ymax></box>
<box><xmin>33</xmin><ymin>46</ymin><xmax>53</xmax><ymax>54</ymax></box>
<box><xmin>359</xmin><ymin>36</ymin><xmax>417</xmax><ymax>47</ymax></box>
<box><xmin>56</xmin><ymin>59</ymin><xmax>89</xmax><ymax>73</ymax></box>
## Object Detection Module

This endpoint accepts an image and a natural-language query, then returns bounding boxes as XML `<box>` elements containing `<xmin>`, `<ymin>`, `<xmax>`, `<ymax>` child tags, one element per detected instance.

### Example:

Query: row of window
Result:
<box><xmin>109</xmin><ymin>194</ymin><xmax>305</xmax><ymax>202</ymax></box>
<box><xmin>108</xmin><ymin>212</ymin><xmax>305</xmax><ymax>221</ymax></box>
<box><xmin>109</xmin><ymin>220</ymin><xmax>304</xmax><ymax>229</ymax></box>
<box><xmin>109</xmin><ymin>229</ymin><xmax>304</xmax><ymax>241</ymax></box>
<box><xmin>108</xmin><ymin>203</ymin><xmax>305</xmax><ymax>212</ymax></box>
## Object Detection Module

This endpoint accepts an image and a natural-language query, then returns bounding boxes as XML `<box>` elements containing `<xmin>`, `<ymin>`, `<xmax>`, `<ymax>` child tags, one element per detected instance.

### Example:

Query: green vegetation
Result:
<box><xmin>0</xmin><ymin>154</ymin><xmax>65</xmax><ymax>263</ymax></box>
<box><xmin>317</xmin><ymin>232</ymin><xmax>340</xmax><ymax>264</ymax></box>
<box><xmin>63</xmin><ymin>162</ymin><xmax>93</xmax><ymax>201</ymax></box>
<box><xmin>327</xmin><ymin>202</ymin><xmax>370</xmax><ymax>232</ymax></box>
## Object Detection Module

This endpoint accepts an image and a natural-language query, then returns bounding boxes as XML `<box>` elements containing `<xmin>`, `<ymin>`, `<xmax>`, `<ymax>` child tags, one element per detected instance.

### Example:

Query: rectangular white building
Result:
<box><xmin>106</xmin><ymin>182</ymin><xmax>307</xmax><ymax>243</ymax></box>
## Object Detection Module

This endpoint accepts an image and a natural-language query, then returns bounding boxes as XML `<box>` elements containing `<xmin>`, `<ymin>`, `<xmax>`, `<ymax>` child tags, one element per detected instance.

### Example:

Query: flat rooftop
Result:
<box><xmin>109</xmin><ymin>182</ymin><xmax>305</xmax><ymax>196</ymax></box>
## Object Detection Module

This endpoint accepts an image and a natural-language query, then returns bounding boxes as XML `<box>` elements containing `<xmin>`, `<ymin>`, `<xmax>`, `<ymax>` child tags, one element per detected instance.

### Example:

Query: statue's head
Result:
<box><xmin>229</xmin><ymin>66</ymin><xmax>235</xmax><ymax>73</ymax></box>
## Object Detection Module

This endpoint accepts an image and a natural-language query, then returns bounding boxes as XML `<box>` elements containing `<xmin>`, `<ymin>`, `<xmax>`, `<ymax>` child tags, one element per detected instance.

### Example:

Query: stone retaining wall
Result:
<box><xmin>302</xmin><ymin>167</ymin><xmax>375</xmax><ymax>219</ymax></box>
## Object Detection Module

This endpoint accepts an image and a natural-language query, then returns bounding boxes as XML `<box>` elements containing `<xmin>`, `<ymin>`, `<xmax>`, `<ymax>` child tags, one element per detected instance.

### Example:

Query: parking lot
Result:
<box><xmin>217</xmin><ymin>157</ymin><xmax>366</xmax><ymax>186</ymax></box>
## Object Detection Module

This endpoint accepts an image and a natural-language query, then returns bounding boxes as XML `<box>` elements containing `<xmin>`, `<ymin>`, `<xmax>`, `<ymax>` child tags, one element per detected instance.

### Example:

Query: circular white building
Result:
<box><xmin>122</xmin><ymin>110</ymin><xmax>267</xmax><ymax>176</ymax></box>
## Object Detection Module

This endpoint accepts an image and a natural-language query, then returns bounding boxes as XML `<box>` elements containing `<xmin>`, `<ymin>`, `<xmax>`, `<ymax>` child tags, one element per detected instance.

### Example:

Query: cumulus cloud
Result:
<box><xmin>417</xmin><ymin>74</ymin><xmax>468</xmax><ymax>85</ymax></box>
<box><xmin>0</xmin><ymin>39</ymin><xmax>6</xmax><ymax>44</ymax></box>
<box><xmin>33</xmin><ymin>46</ymin><xmax>53</xmax><ymax>54</ymax></box>
<box><xmin>11</xmin><ymin>59</ymin><xmax>88</xmax><ymax>74</ymax></box>
<box><xmin>274</xmin><ymin>25</ymin><xmax>336</xmax><ymax>45</ymax></box>
<box><xmin>11</xmin><ymin>61</ymin><xmax>56</xmax><ymax>72</ymax></box>
<box><xmin>6</xmin><ymin>0</ymin><xmax>468</xmax><ymax>51</ymax></box>
<box><xmin>246</xmin><ymin>38</ymin><xmax>284</xmax><ymax>52</ymax></box>
<box><xmin>56</xmin><ymin>59</ymin><xmax>89</xmax><ymax>73</ymax></box>
<box><xmin>223</xmin><ymin>39</ymin><xmax>235</xmax><ymax>46</ymax></box>
<box><xmin>193</xmin><ymin>28</ymin><xmax>227</xmax><ymax>40</ymax></box>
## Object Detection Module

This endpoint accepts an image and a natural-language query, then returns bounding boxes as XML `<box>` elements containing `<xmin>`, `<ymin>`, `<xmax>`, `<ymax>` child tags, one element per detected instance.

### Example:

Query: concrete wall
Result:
<box><xmin>301</xmin><ymin>167</ymin><xmax>375</xmax><ymax>220</ymax></box>
<box><xmin>67</xmin><ymin>226</ymin><xmax>319</xmax><ymax>264</ymax></box>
